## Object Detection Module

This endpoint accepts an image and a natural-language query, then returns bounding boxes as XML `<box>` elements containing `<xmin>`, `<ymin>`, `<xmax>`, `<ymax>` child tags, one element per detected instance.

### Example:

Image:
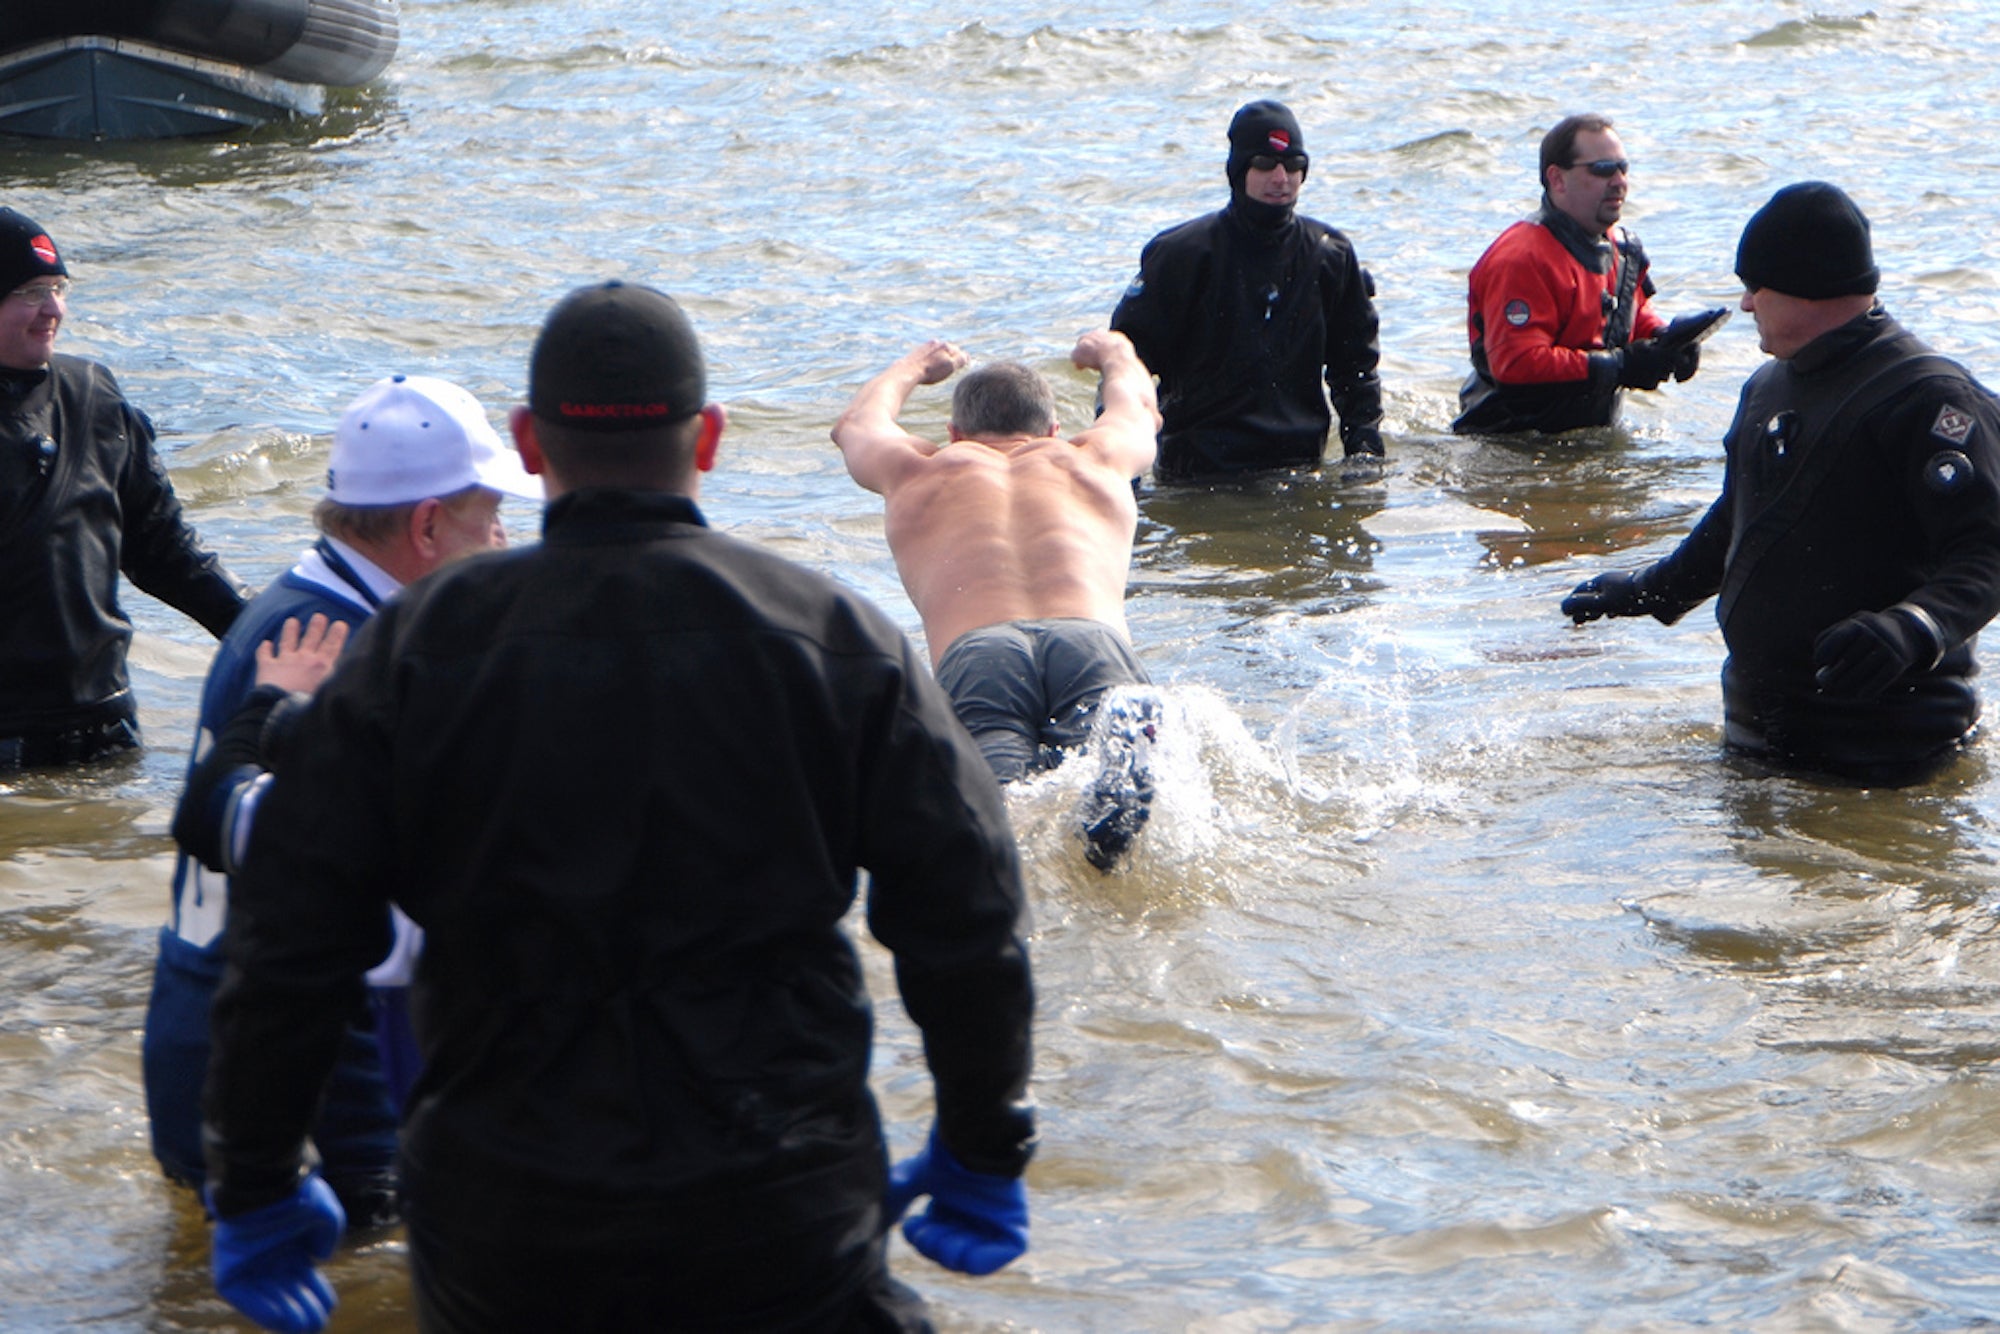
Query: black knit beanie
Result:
<box><xmin>1226</xmin><ymin>100</ymin><xmax>1308</xmax><ymax>193</ymax></box>
<box><xmin>1735</xmin><ymin>181</ymin><xmax>1879</xmax><ymax>299</ymax></box>
<box><xmin>0</xmin><ymin>208</ymin><xmax>64</xmax><ymax>296</ymax></box>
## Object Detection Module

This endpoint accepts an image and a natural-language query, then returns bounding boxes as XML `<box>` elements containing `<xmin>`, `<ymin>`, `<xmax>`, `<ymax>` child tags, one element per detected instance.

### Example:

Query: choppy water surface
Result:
<box><xmin>6</xmin><ymin>1</ymin><xmax>2000</xmax><ymax>1328</ymax></box>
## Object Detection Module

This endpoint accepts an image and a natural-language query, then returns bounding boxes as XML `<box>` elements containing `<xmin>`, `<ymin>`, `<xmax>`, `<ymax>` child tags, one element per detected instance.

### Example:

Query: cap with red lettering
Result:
<box><xmin>528</xmin><ymin>281</ymin><xmax>706</xmax><ymax>432</ymax></box>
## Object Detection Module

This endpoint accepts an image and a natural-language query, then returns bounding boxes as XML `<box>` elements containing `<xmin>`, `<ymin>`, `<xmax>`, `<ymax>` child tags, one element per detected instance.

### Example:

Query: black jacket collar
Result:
<box><xmin>542</xmin><ymin>487</ymin><xmax>709</xmax><ymax>543</ymax></box>
<box><xmin>1536</xmin><ymin>197</ymin><xmax>1616</xmax><ymax>274</ymax></box>
<box><xmin>1788</xmin><ymin>304</ymin><xmax>1891</xmax><ymax>377</ymax></box>
<box><xmin>1225</xmin><ymin>195</ymin><xmax>1297</xmax><ymax>237</ymax></box>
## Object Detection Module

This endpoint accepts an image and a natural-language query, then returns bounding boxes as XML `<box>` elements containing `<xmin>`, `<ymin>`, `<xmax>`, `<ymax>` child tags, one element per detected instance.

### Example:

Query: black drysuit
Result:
<box><xmin>1112</xmin><ymin>202</ymin><xmax>1383</xmax><ymax>481</ymax></box>
<box><xmin>0</xmin><ymin>356</ymin><xmax>244</xmax><ymax>761</ymax></box>
<box><xmin>1641</xmin><ymin>308</ymin><xmax>2000</xmax><ymax>780</ymax></box>
<box><xmin>204</xmin><ymin>489</ymin><xmax>1035</xmax><ymax>1328</ymax></box>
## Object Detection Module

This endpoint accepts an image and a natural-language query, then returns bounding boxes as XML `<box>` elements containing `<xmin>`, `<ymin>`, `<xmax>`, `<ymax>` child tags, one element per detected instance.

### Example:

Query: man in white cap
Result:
<box><xmin>142</xmin><ymin>373</ymin><xmax>542</xmax><ymax>1229</ymax></box>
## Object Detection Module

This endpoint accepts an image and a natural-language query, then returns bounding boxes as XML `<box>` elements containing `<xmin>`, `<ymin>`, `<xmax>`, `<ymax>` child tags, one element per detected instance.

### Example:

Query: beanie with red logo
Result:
<box><xmin>1225</xmin><ymin>100</ymin><xmax>1309</xmax><ymax>194</ymax></box>
<box><xmin>0</xmin><ymin>208</ymin><xmax>65</xmax><ymax>297</ymax></box>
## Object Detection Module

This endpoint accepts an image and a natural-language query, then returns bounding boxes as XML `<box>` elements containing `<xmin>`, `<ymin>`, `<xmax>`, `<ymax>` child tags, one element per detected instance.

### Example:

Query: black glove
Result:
<box><xmin>1562</xmin><ymin>569</ymin><xmax>1660</xmax><ymax>624</ymax></box>
<box><xmin>1615</xmin><ymin>339</ymin><xmax>1676</xmax><ymax>391</ymax></box>
<box><xmin>1671</xmin><ymin>340</ymin><xmax>1700</xmax><ymax>383</ymax></box>
<box><xmin>1812</xmin><ymin>608</ymin><xmax>1939</xmax><ymax>699</ymax></box>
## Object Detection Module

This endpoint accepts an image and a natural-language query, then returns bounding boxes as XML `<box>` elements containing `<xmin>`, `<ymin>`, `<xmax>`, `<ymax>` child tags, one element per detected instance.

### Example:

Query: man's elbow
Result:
<box><xmin>829</xmin><ymin>425</ymin><xmax>865</xmax><ymax>480</ymax></box>
<box><xmin>830</xmin><ymin>413</ymin><xmax>868</xmax><ymax>456</ymax></box>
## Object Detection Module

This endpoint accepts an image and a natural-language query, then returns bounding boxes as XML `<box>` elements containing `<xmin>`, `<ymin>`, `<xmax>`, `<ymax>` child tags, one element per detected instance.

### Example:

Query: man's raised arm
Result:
<box><xmin>1070</xmin><ymin>329</ymin><xmax>1159</xmax><ymax>479</ymax></box>
<box><xmin>832</xmin><ymin>340</ymin><xmax>969</xmax><ymax>495</ymax></box>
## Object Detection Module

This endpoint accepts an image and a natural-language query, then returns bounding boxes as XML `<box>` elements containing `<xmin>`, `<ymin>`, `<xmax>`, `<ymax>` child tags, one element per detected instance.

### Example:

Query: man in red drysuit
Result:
<box><xmin>1453</xmin><ymin>113</ymin><xmax>1707</xmax><ymax>435</ymax></box>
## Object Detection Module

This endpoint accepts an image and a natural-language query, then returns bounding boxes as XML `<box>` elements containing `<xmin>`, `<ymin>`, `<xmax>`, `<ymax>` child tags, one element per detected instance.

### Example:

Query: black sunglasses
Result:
<box><xmin>1247</xmin><ymin>153</ymin><xmax>1309</xmax><ymax>174</ymax></box>
<box><xmin>1569</xmin><ymin>158</ymin><xmax>1630</xmax><ymax>178</ymax></box>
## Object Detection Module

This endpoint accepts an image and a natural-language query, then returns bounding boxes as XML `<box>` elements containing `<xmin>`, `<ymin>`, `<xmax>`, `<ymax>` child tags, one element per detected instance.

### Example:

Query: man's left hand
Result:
<box><xmin>210</xmin><ymin>1176</ymin><xmax>345</xmax><ymax>1333</ymax></box>
<box><xmin>1615</xmin><ymin>339</ymin><xmax>1676</xmax><ymax>391</ymax></box>
<box><xmin>1671</xmin><ymin>341</ymin><xmax>1701</xmax><ymax>383</ymax></box>
<box><xmin>885</xmin><ymin>1126</ymin><xmax>1029</xmax><ymax>1276</ymax></box>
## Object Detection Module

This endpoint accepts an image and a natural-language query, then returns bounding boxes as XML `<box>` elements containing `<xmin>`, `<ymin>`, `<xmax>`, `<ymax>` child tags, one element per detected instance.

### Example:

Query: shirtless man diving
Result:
<box><xmin>833</xmin><ymin>330</ymin><xmax>1161</xmax><ymax>868</ymax></box>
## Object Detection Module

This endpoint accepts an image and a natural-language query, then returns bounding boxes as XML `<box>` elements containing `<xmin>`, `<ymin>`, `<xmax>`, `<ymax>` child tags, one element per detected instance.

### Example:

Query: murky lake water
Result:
<box><xmin>6</xmin><ymin>1</ymin><xmax>2000</xmax><ymax>1328</ymax></box>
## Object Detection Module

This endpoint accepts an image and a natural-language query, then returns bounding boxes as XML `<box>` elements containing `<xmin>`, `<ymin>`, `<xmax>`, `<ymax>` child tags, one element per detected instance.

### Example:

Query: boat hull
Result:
<box><xmin>0</xmin><ymin>36</ymin><xmax>322</xmax><ymax>139</ymax></box>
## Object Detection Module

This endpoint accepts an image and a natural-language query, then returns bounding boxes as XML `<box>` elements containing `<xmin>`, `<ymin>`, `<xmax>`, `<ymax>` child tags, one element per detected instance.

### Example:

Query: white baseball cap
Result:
<box><xmin>328</xmin><ymin>374</ymin><xmax>543</xmax><ymax>505</ymax></box>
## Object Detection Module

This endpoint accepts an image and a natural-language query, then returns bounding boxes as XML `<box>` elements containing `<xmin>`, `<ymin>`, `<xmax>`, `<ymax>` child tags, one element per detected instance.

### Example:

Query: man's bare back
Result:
<box><xmin>833</xmin><ymin>333</ymin><xmax>1160</xmax><ymax>663</ymax></box>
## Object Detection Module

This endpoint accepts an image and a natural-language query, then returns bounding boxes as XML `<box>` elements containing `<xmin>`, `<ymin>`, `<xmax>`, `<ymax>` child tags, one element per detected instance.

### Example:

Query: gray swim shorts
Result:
<box><xmin>933</xmin><ymin>618</ymin><xmax>1151</xmax><ymax>783</ymax></box>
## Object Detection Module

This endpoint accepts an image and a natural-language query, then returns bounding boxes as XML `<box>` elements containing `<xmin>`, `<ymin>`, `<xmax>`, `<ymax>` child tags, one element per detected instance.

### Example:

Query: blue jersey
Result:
<box><xmin>141</xmin><ymin>551</ymin><xmax>405</xmax><ymax>1207</ymax></box>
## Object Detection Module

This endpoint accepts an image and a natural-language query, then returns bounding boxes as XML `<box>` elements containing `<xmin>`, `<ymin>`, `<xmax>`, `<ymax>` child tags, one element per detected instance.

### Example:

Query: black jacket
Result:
<box><xmin>0</xmin><ymin>355</ymin><xmax>244</xmax><ymax>736</ymax></box>
<box><xmin>1112</xmin><ymin>202</ymin><xmax>1382</xmax><ymax>480</ymax></box>
<box><xmin>1643</xmin><ymin>309</ymin><xmax>2000</xmax><ymax>776</ymax></box>
<box><xmin>203</xmin><ymin>489</ymin><xmax>1035</xmax><ymax>1256</ymax></box>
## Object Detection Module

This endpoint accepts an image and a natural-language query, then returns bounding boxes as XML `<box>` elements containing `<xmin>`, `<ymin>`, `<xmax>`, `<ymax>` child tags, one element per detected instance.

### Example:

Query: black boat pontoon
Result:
<box><xmin>0</xmin><ymin>0</ymin><xmax>398</xmax><ymax>139</ymax></box>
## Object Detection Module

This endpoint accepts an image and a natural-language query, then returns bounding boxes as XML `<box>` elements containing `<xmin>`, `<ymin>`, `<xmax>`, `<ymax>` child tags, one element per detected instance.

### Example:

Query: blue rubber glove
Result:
<box><xmin>884</xmin><ymin>1126</ymin><xmax>1028</xmax><ymax>1276</ymax></box>
<box><xmin>210</xmin><ymin>1176</ymin><xmax>345</xmax><ymax>1333</ymax></box>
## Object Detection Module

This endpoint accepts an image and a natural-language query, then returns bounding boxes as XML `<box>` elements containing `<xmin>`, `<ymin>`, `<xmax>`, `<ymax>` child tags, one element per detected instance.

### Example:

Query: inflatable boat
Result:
<box><xmin>0</xmin><ymin>0</ymin><xmax>398</xmax><ymax>140</ymax></box>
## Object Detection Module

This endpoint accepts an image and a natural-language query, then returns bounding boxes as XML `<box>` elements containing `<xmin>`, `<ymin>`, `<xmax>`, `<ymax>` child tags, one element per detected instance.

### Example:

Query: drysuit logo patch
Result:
<box><xmin>29</xmin><ymin>235</ymin><xmax>57</xmax><ymax>267</ymax></box>
<box><xmin>1931</xmin><ymin>404</ymin><xmax>1976</xmax><ymax>446</ymax></box>
<box><xmin>1504</xmin><ymin>299</ymin><xmax>1531</xmax><ymax>327</ymax></box>
<box><xmin>1266</xmin><ymin>130</ymin><xmax>1291</xmax><ymax>153</ymax></box>
<box><xmin>1923</xmin><ymin>450</ymin><xmax>1974</xmax><ymax>495</ymax></box>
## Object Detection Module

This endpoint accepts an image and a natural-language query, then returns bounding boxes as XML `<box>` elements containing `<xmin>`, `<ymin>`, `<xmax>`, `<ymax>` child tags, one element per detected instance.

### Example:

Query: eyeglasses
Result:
<box><xmin>1568</xmin><ymin>158</ymin><xmax>1630</xmax><ymax>178</ymax></box>
<box><xmin>8</xmin><ymin>279</ymin><xmax>72</xmax><ymax>305</ymax></box>
<box><xmin>1247</xmin><ymin>153</ymin><xmax>1309</xmax><ymax>175</ymax></box>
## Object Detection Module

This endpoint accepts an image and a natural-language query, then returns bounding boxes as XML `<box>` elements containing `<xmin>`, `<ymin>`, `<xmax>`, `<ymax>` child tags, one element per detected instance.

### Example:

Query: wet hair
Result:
<box><xmin>314</xmin><ymin>483</ymin><xmax>488</xmax><ymax>546</ymax></box>
<box><xmin>951</xmin><ymin>362</ymin><xmax>1057</xmax><ymax>439</ymax></box>
<box><xmin>530</xmin><ymin>411</ymin><xmax>704</xmax><ymax>491</ymax></box>
<box><xmin>1539</xmin><ymin>113</ymin><xmax>1615</xmax><ymax>182</ymax></box>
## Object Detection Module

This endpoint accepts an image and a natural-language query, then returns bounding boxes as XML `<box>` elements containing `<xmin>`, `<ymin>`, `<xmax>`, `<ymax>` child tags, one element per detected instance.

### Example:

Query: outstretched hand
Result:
<box><xmin>253</xmin><ymin>615</ymin><xmax>350</xmax><ymax>695</ymax></box>
<box><xmin>1563</xmin><ymin>570</ymin><xmax>1647</xmax><ymax>624</ymax></box>
<box><xmin>904</xmin><ymin>339</ymin><xmax>970</xmax><ymax>385</ymax></box>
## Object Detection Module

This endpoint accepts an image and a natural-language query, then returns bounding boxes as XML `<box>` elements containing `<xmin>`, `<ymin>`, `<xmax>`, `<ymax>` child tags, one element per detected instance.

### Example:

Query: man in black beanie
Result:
<box><xmin>0</xmin><ymin>206</ymin><xmax>246</xmax><ymax>769</ymax></box>
<box><xmin>1454</xmin><ymin>112</ymin><xmax>1713</xmax><ymax>436</ymax></box>
<box><xmin>1564</xmin><ymin>181</ymin><xmax>2000</xmax><ymax>784</ymax></box>
<box><xmin>201</xmin><ymin>281</ymin><xmax>1035</xmax><ymax>1332</ymax></box>
<box><xmin>1111</xmin><ymin>99</ymin><xmax>1384</xmax><ymax>481</ymax></box>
